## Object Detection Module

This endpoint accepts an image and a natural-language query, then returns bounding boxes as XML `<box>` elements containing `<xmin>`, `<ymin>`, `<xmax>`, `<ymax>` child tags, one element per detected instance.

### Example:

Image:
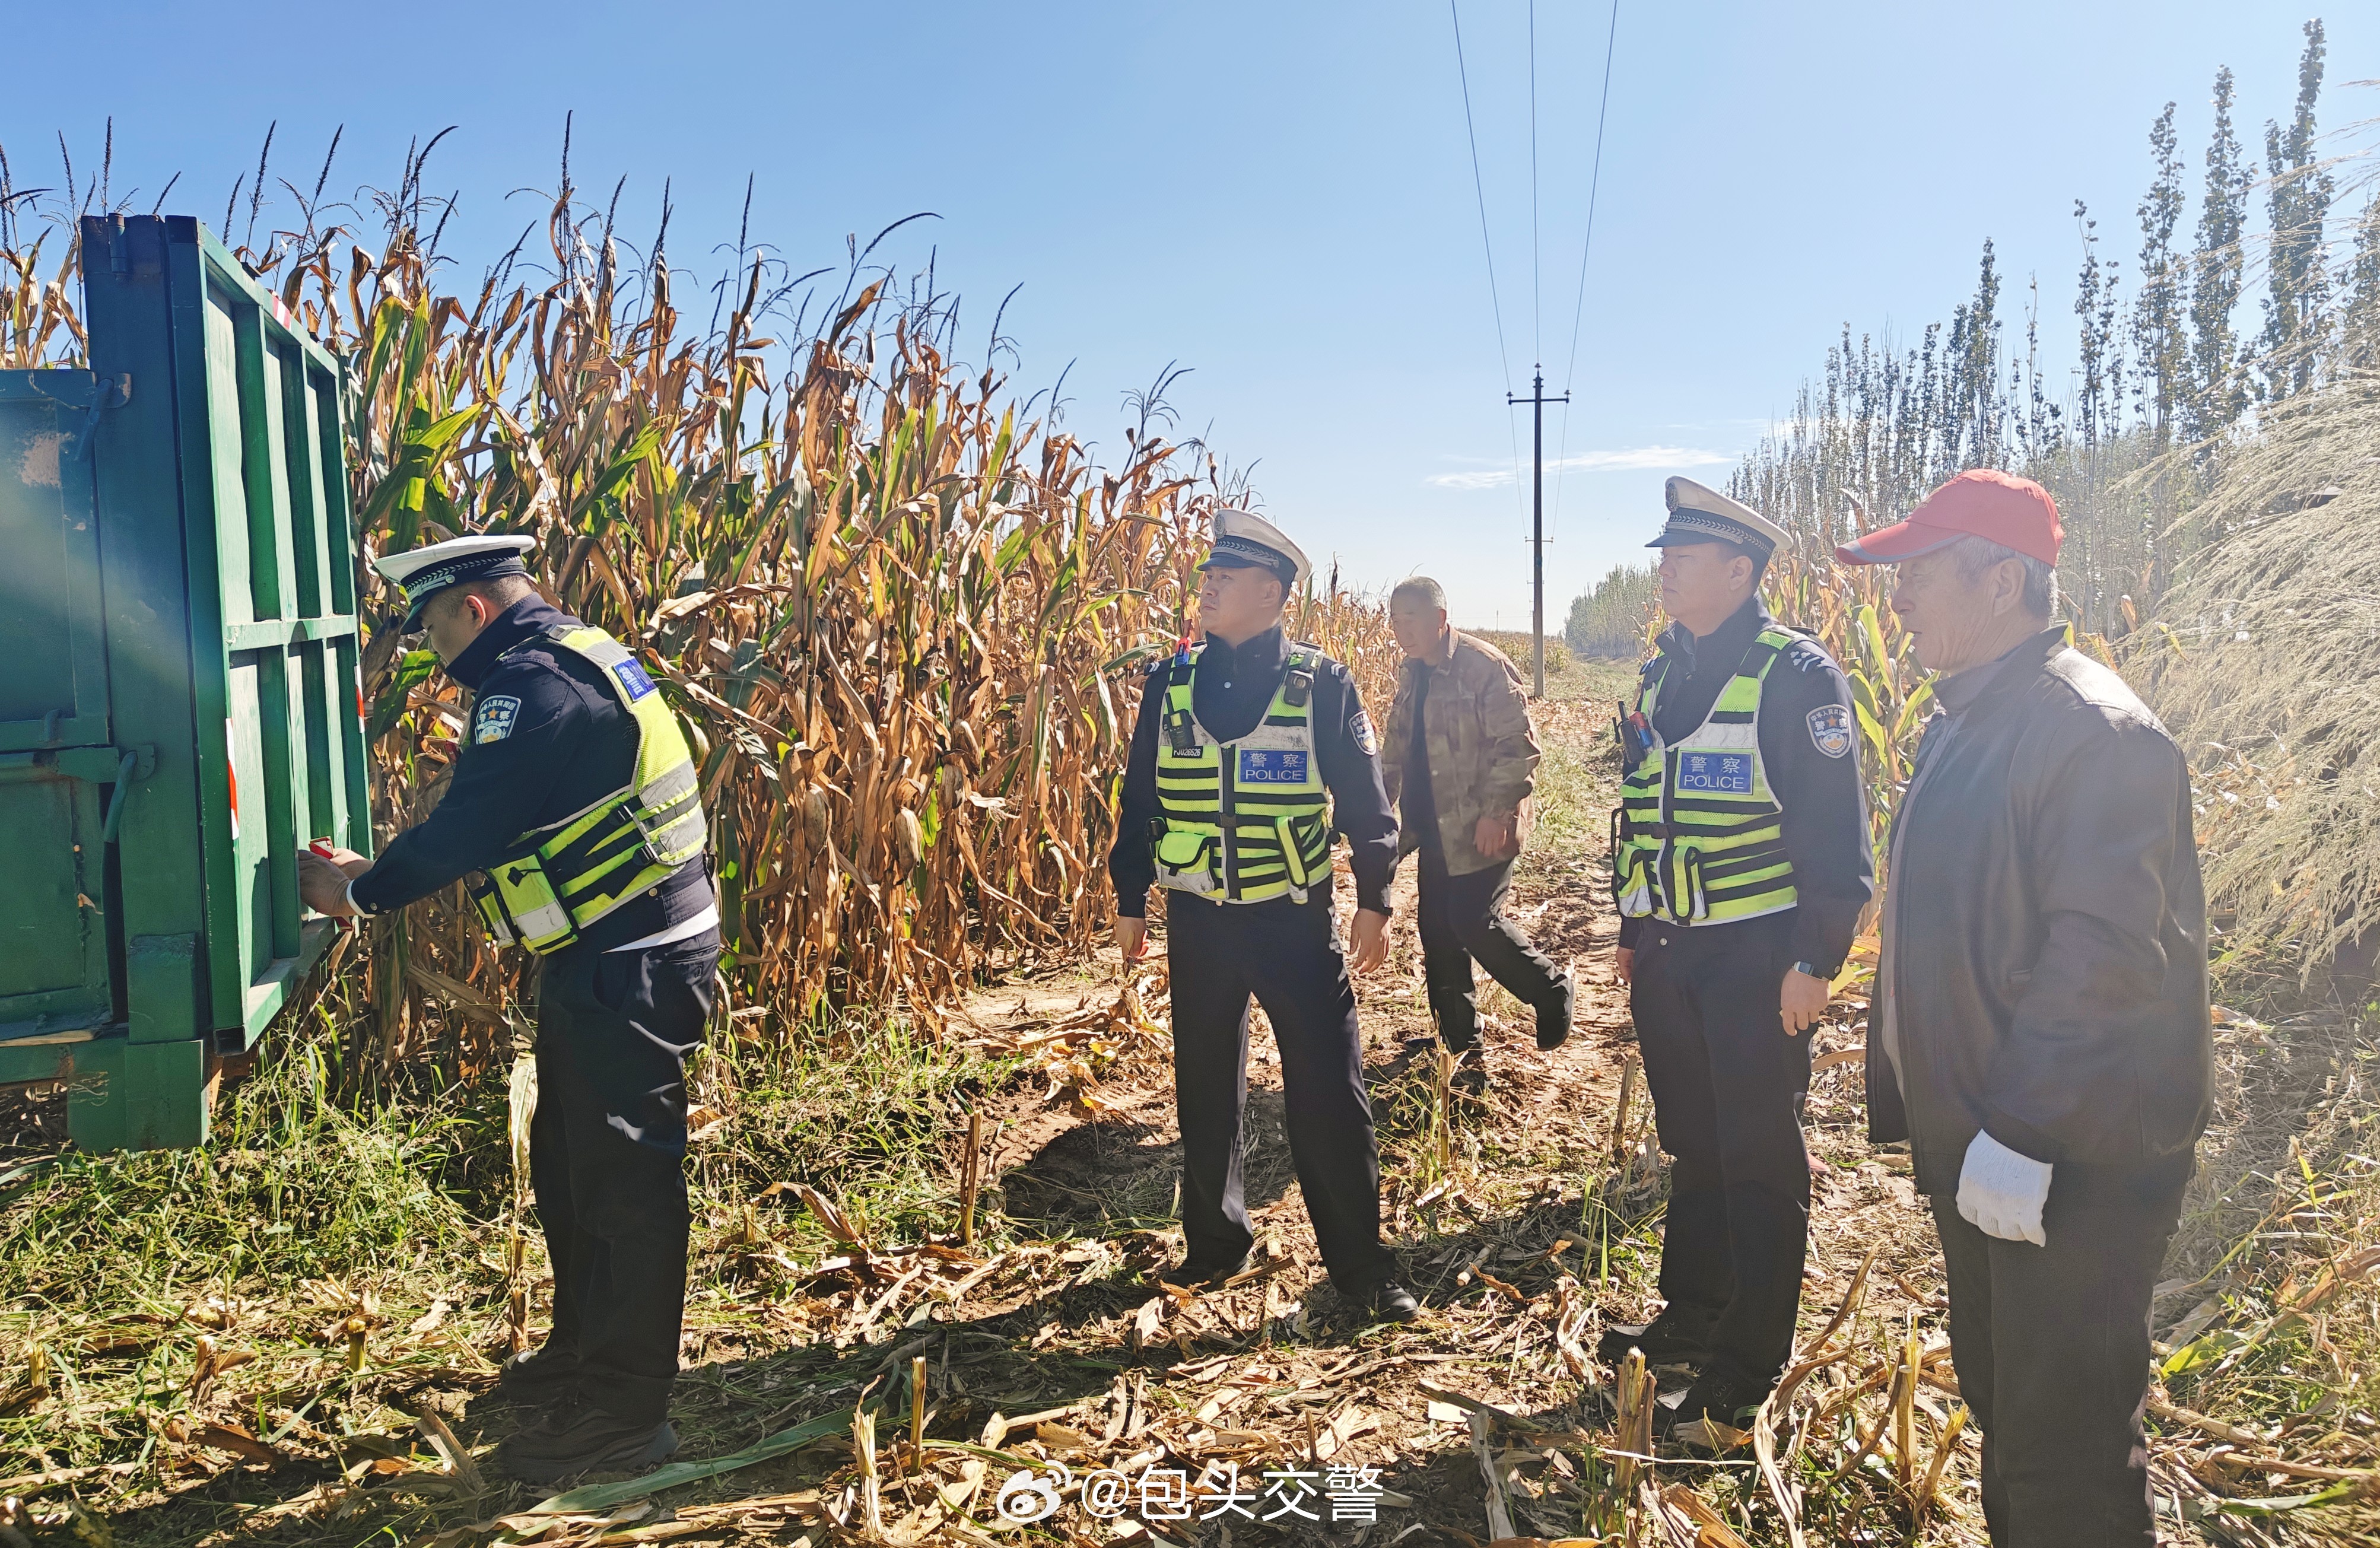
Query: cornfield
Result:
<box><xmin>1</xmin><ymin>167</ymin><xmax>1399</xmax><ymax>1072</ymax></box>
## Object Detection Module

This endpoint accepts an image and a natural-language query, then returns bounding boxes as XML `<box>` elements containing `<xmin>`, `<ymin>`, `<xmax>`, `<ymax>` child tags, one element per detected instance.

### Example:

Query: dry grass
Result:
<box><xmin>2132</xmin><ymin>371</ymin><xmax>2380</xmax><ymax>971</ymax></box>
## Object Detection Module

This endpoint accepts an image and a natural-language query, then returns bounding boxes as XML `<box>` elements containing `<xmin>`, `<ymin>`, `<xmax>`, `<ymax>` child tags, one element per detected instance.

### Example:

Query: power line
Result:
<box><xmin>1448</xmin><ymin>0</ymin><xmax>1528</xmax><ymax>517</ymax></box>
<box><xmin>1450</xmin><ymin>0</ymin><xmax>1513</xmax><ymax>392</ymax></box>
<box><xmin>1550</xmin><ymin>0</ymin><xmax>1623</xmax><ymax>538</ymax></box>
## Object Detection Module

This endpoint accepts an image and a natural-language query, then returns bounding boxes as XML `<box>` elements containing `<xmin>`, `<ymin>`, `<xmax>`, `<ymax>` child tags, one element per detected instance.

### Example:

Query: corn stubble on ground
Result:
<box><xmin>4</xmin><ymin>652</ymin><xmax>2377</xmax><ymax>1548</ymax></box>
<box><xmin>0</xmin><ymin>662</ymin><xmax>1874</xmax><ymax>1544</ymax></box>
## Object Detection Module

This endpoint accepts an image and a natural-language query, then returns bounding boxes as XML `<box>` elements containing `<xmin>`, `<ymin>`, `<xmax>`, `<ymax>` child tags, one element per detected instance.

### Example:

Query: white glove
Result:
<box><xmin>1956</xmin><ymin>1130</ymin><xmax>2052</xmax><ymax>1247</ymax></box>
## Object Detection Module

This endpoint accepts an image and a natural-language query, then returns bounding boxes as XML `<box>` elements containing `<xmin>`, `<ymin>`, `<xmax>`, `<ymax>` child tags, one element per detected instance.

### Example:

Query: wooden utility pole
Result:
<box><xmin>1508</xmin><ymin>369</ymin><xmax>1569</xmax><ymax>698</ymax></box>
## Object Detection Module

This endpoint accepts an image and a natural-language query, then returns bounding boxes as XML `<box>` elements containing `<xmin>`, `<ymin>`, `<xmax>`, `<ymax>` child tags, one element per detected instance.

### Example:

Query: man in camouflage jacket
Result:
<box><xmin>1381</xmin><ymin>578</ymin><xmax>1574</xmax><ymax>1086</ymax></box>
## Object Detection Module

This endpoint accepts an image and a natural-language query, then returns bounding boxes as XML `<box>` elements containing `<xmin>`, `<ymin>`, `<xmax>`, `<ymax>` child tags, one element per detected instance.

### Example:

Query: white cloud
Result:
<box><xmin>1426</xmin><ymin>444</ymin><xmax>1733</xmax><ymax>490</ymax></box>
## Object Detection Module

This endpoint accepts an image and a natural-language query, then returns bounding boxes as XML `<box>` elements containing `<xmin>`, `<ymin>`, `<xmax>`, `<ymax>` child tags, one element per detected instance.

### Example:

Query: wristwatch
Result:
<box><xmin>1791</xmin><ymin>959</ymin><xmax>1834</xmax><ymax>981</ymax></box>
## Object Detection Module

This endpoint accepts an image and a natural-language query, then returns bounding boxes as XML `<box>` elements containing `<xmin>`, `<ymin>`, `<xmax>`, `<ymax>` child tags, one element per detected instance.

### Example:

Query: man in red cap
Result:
<box><xmin>1840</xmin><ymin>469</ymin><xmax>2211</xmax><ymax>1545</ymax></box>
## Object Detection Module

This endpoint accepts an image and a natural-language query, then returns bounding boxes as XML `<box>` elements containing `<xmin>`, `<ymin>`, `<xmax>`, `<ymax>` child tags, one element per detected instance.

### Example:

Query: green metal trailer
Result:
<box><xmin>0</xmin><ymin>215</ymin><xmax>371</xmax><ymax>1150</ymax></box>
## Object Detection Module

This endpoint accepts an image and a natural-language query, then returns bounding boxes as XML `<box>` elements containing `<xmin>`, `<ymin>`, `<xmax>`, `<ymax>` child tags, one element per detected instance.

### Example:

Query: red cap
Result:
<box><xmin>1835</xmin><ymin>469</ymin><xmax>2063</xmax><ymax>567</ymax></box>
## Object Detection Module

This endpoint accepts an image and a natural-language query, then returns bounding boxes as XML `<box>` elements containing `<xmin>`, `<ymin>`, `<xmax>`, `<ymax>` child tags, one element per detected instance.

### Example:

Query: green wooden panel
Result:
<box><xmin>49</xmin><ymin>214</ymin><xmax>371</xmax><ymax>1139</ymax></box>
<box><xmin>68</xmin><ymin>1036</ymin><xmax>209</xmax><ymax>1150</ymax></box>
<box><xmin>171</xmin><ymin>221</ymin><xmax>369</xmax><ymax>1053</ymax></box>
<box><xmin>0</xmin><ymin>760</ymin><xmax>111</xmax><ymax>1038</ymax></box>
<box><xmin>84</xmin><ymin>216</ymin><xmax>208</xmax><ymax>1053</ymax></box>
<box><xmin>0</xmin><ymin>371</ymin><xmax>111</xmax><ymax>752</ymax></box>
<box><xmin>231</xmin><ymin>302</ymin><xmax>295</xmax><ymax>621</ymax></box>
<box><xmin>282</xmin><ymin>344</ymin><xmax>330</xmax><ymax>619</ymax></box>
<box><xmin>225</xmin><ymin>678</ymin><xmax>272</xmax><ymax>986</ymax></box>
<box><xmin>335</xmin><ymin>634</ymin><xmax>369</xmax><ymax>853</ymax></box>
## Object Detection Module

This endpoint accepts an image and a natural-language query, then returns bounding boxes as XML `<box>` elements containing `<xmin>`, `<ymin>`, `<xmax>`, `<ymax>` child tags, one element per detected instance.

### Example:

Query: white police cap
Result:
<box><xmin>1200</xmin><ymin>508</ymin><xmax>1311</xmax><ymax>590</ymax></box>
<box><xmin>1648</xmin><ymin>477</ymin><xmax>1789</xmax><ymax>557</ymax></box>
<box><xmin>373</xmin><ymin>533</ymin><xmax>537</xmax><ymax>630</ymax></box>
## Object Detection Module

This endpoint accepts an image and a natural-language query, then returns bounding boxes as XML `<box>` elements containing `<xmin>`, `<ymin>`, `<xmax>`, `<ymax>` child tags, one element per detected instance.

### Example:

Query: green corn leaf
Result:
<box><xmin>529</xmin><ymin>1408</ymin><xmax>856</xmax><ymax>1515</ymax></box>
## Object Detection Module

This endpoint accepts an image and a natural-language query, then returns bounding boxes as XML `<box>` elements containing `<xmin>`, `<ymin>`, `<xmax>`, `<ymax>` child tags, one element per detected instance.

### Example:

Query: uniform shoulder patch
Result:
<box><xmin>1806</xmin><ymin>703</ymin><xmax>1854</xmax><ymax>759</ymax></box>
<box><xmin>1351</xmin><ymin>708</ymin><xmax>1380</xmax><ymax>757</ymax></box>
<box><xmin>474</xmin><ymin>694</ymin><xmax>523</xmax><ymax>744</ymax></box>
<box><xmin>610</xmin><ymin>657</ymin><xmax>659</xmax><ymax>701</ymax></box>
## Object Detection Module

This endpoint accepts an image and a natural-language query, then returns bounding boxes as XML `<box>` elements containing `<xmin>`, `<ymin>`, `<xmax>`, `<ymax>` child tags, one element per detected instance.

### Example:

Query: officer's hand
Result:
<box><xmin>1615</xmin><ymin>946</ymin><xmax>1634</xmax><ymax>986</ymax></box>
<box><xmin>1780</xmin><ymin>967</ymin><xmax>1830</xmax><ymax>1036</ymax></box>
<box><xmin>1349</xmin><ymin>909</ymin><xmax>1391</xmax><ymax>974</ymax></box>
<box><xmin>298</xmin><ymin>851</ymin><xmax>364</xmax><ymax>918</ymax></box>
<box><xmin>1473</xmin><ymin>813</ymin><xmax>1518</xmax><ymax>860</ymax></box>
<box><xmin>1116</xmin><ymin>917</ymin><xmax>1148</xmax><ymax>963</ymax></box>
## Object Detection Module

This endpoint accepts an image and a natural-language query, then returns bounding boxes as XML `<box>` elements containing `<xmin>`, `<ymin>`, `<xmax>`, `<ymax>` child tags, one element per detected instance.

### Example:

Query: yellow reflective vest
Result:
<box><xmin>468</xmin><ymin>627</ymin><xmax>709</xmax><ymax>953</ymax></box>
<box><xmin>1150</xmin><ymin>644</ymin><xmax>1334</xmax><ymax>905</ymax></box>
<box><xmin>1612</xmin><ymin>626</ymin><xmax>1801</xmax><ymax>926</ymax></box>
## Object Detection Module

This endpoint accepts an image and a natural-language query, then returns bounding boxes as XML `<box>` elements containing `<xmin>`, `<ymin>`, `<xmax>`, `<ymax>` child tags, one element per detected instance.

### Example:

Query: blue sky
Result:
<box><xmin>8</xmin><ymin>2</ymin><xmax>2376</xmax><ymax>627</ymax></box>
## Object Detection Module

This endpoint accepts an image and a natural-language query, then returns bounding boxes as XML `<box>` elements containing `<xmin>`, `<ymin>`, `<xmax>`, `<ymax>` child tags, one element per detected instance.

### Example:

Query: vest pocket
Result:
<box><xmin>1154</xmin><ymin>828</ymin><xmax>1222</xmax><ymax>895</ymax></box>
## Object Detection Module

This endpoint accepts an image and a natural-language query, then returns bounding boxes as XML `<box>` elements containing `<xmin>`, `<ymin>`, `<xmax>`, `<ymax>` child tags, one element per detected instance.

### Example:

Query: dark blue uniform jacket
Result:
<box><xmin>350</xmin><ymin>597</ymin><xmax>714</xmax><ymax>951</ymax></box>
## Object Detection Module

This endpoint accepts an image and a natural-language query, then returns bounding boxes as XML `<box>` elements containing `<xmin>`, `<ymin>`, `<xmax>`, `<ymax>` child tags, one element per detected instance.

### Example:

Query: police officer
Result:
<box><xmin>1108</xmin><ymin>510</ymin><xmax>1418</xmax><ymax>1323</ymax></box>
<box><xmin>297</xmin><ymin>533</ymin><xmax>719</xmax><ymax>1482</ymax></box>
<box><xmin>1597</xmin><ymin>479</ymin><xmax>1874</xmax><ymax>1438</ymax></box>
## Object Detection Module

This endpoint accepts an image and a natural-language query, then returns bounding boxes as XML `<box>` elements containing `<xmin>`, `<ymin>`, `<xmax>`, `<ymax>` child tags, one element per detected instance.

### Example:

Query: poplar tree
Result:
<box><xmin>2132</xmin><ymin>103</ymin><xmax>2188</xmax><ymax>449</ymax></box>
<box><xmin>2074</xmin><ymin>204</ymin><xmax>2119</xmax><ymax>449</ymax></box>
<box><xmin>2185</xmin><ymin>67</ymin><xmax>2251</xmax><ymax>442</ymax></box>
<box><xmin>1942</xmin><ymin>243</ymin><xmax>2006</xmax><ymax>475</ymax></box>
<box><xmin>2260</xmin><ymin>19</ymin><xmax>2335</xmax><ymax>399</ymax></box>
<box><xmin>2345</xmin><ymin>192</ymin><xmax>2380</xmax><ymax>370</ymax></box>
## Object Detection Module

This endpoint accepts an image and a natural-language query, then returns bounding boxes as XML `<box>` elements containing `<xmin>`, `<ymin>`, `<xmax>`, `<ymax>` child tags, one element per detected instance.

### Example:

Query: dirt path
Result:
<box><xmin>850</xmin><ymin>692</ymin><xmax>1953</xmax><ymax>1544</ymax></box>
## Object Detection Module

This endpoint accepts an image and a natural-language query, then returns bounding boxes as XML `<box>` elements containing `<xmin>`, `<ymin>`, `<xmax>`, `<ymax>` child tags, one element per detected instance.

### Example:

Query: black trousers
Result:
<box><xmin>530</xmin><ymin>932</ymin><xmax>720</xmax><ymax>1426</ymax></box>
<box><xmin>1628</xmin><ymin>916</ymin><xmax>1812</xmax><ymax>1387</ymax></box>
<box><xmin>1416</xmin><ymin>848</ymin><xmax>1565</xmax><ymax>1050</ymax></box>
<box><xmin>1167</xmin><ymin>892</ymin><xmax>1392</xmax><ymax>1290</ymax></box>
<box><xmin>1929</xmin><ymin>1158</ymin><xmax>2190</xmax><ymax>1547</ymax></box>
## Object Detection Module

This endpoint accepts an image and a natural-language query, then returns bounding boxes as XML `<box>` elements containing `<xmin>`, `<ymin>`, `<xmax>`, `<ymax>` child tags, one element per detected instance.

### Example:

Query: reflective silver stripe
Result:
<box><xmin>513</xmin><ymin>898</ymin><xmax>575</xmax><ymax>946</ymax></box>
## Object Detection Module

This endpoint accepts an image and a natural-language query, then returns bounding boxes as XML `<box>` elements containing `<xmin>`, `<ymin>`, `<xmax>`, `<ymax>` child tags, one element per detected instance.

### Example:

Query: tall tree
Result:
<box><xmin>2345</xmin><ymin>190</ymin><xmax>2380</xmax><ymax>370</ymax></box>
<box><xmin>2260</xmin><ymin>18</ymin><xmax>2336</xmax><ymax>399</ymax></box>
<box><xmin>1943</xmin><ymin>242</ymin><xmax>2005</xmax><ymax>474</ymax></box>
<box><xmin>2132</xmin><ymin>103</ymin><xmax>2188</xmax><ymax>449</ymax></box>
<box><xmin>2074</xmin><ymin>202</ymin><xmax>2121</xmax><ymax>450</ymax></box>
<box><xmin>2185</xmin><ymin>67</ymin><xmax>2251</xmax><ymax>442</ymax></box>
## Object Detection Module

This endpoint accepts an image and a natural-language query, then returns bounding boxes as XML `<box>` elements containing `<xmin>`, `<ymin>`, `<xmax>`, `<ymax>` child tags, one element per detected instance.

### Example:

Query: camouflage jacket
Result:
<box><xmin>1380</xmin><ymin>630</ymin><xmax>1540</xmax><ymax>876</ymax></box>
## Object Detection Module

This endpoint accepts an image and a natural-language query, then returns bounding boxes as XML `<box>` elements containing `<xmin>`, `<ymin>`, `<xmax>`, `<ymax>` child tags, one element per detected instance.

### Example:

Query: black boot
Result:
<box><xmin>1536</xmin><ymin>970</ymin><xmax>1577</xmax><ymax>1051</ymax></box>
<box><xmin>1654</xmin><ymin>1361</ymin><xmax>1772</xmax><ymax>1447</ymax></box>
<box><xmin>1156</xmin><ymin>1253</ymin><xmax>1251</xmax><ymax>1292</ymax></box>
<box><xmin>494</xmin><ymin>1342</ymin><xmax>580</xmax><ymax>1406</ymax></box>
<box><xmin>1346</xmin><ymin>1276</ymin><xmax>1419</xmax><ymax>1324</ymax></box>
<box><xmin>1596</xmin><ymin>1306</ymin><xmax>1715</xmax><ymax>1369</ymax></box>
<box><xmin>498</xmin><ymin>1394</ymin><xmax>678</xmax><ymax>1482</ymax></box>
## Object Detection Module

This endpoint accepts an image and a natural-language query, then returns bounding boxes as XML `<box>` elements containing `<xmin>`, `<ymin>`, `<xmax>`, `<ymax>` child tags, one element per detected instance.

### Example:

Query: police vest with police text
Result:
<box><xmin>1150</xmin><ymin>644</ymin><xmax>1334</xmax><ymax>905</ymax></box>
<box><xmin>1611</xmin><ymin>627</ymin><xmax>1801</xmax><ymax>926</ymax></box>
<box><xmin>467</xmin><ymin>626</ymin><xmax>710</xmax><ymax>953</ymax></box>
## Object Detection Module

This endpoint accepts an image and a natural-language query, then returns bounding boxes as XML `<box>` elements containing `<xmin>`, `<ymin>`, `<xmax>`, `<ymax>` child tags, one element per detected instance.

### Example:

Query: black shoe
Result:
<box><xmin>1654</xmin><ymin>1362</ymin><xmax>1772</xmax><ymax>1447</ymax></box>
<box><xmin>497</xmin><ymin>1396</ymin><xmax>678</xmax><ymax>1482</ymax></box>
<box><xmin>1536</xmin><ymin>971</ymin><xmax>1577</xmax><ymax>1051</ymax></box>
<box><xmin>1348</xmin><ymin>1277</ymin><xmax>1420</xmax><ymax>1324</ymax></box>
<box><xmin>1156</xmin><ymin>1254</ymin><xmax>1250</xmax><ymax>1292</ymax></box>
<box><xmin>494</xmin><ymin>1342</ymin><xmax>580</xmax><ymax>1405</ymax></box>
<box><xmin>1596</xmin><ymin>1308</ymin><xmax>1713</xmax><ymax>1368</ymax></box>
<box><xmin>1450</xmin><ymin>1047</ymin><xmax>1489</xmax><ymax>1098</ymax></box>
